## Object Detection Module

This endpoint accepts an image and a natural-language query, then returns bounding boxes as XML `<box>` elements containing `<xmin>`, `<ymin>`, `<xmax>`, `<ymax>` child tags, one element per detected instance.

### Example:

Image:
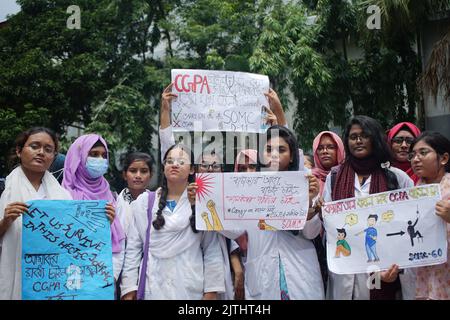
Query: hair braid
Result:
<box><xmin>189</xmin><ymin>204</ymin><xmax>199</xmax><ymax>233</ymax></box>
<box><xmin>153</xmin><ymin>176</ymin><xmax>168</xmax><ymax>230</ymax></box>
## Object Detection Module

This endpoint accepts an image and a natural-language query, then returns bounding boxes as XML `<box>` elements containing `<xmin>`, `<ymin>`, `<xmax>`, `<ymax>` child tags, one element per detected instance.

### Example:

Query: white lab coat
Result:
<box><xmin>120</xmin><ymin>189</ymin><xmax>225</xmax><ymax>299</ymax></box>
<box><xmin>221</xmin><ymin>214</ymin><xmax>325</xmax><ymax>300</ymax></box>
<box><xmin>116</xmin><ymin>188</ymin><xmax>136</xmax><ymax>236</ymax></box>
<box><xmin>113</xmin><ymin>188</ymin><xmax>142</xmax><ymax>282</ymax></box>
<box><xmin>159</xmin><ymin>126</ymin><xmax>237</xmax><ymax>300</ymax></box>
<box><xmin>323</xmin><ymin>166</ymin><xmax>417</xmax><ymax>300</ymax></box>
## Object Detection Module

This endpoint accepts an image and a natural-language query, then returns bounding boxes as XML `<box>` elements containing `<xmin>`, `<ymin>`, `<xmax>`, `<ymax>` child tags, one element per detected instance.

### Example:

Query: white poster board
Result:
<box><xmin>323</xmin><ymin>184</ymin><xmax>447</xmax><ymax>274</ymax></box>
<box><xmin>171</xmin><ymin>69</ymin><xmax>269</xmax><ymax>133</ymax></box>
<box><xmin>195</xmin><ymin>171</ymin><xmax>309</xmax><ymax>231</ymax></box>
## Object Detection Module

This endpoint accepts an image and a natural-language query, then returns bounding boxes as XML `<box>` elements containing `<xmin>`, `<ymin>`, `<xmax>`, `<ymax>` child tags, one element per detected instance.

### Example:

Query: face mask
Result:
<box><xmin>86</xmin><ymin>157</ymin><xmax>109</xmax><ymax>178</ymax></box>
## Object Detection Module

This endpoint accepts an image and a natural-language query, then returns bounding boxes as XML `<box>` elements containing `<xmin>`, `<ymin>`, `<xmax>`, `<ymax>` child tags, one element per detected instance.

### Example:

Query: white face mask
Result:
<box><xmin>85</xmin><ymin>157</ymin><xmax>109</xmax><ymax>178</ymax></box>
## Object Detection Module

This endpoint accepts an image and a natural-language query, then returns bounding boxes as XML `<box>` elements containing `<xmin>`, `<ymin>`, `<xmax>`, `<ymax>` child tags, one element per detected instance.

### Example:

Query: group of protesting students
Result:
<box><xmin>0</xmin><ymin>82</ymin><xmax>449</xmax><ymax>301</ymax></box>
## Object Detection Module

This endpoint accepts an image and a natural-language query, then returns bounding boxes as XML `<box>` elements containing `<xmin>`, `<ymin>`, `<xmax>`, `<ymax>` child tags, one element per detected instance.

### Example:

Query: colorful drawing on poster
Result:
<box><xmin>332</xmin><ymin>213</ymin><xmax>357</xmax><ymax>259</ymax></box>
<box><xmin>200</xmin><ymin>200</ymin><xmax>224</xmax><ymax>231</ymax></box>
<box><xmin>195</xmin><ymin>173</ymin><xmax>214</xmax><ymax>203</ymax></box>
<box><xmin>201</xmin><ymin>212</ymin><xmax>214</xmax><ymax>231</ymax></box>
<box><xmin>257</xmin><ymin>219</ymin><xmax>277</xmax><ymax>231</ymax></box>
<box><xmin>381</xmin><ymin>210</ymin><xmax>395</xmax><ymax>223</ymax></box>
<box><xmin>344</xmin><ymin>213</ymin><xmax>358</xmax><ymax>227</ymax></box>
<box><xmin>355</xmin><ymin>214</ymin><xmax>380</xmax><ymax>263</ymax></box>
<box><xmin>322</xmin><ymin>184</ymin><xmax>447</xmax><ymax>274</ymax></box>
<box><xmin>195</xmin><ymin>171</ymin><xmax>309</xmax><ymax>231</ymax></box>
<box><xmin>386</xmin><ymin>205</ymin><xmax>424</xmax><ymax>247</ymax></box>
<box><xmin>335</xmin><ymin>228</ymin><xmax>351</xmax><ymax>258</ymax></box>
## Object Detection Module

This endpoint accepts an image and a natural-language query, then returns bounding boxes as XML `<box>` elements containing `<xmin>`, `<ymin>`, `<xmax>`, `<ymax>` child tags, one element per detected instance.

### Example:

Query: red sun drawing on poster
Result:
<box><xmin>195</xmin><ymin>173</ymin><xmax>215</xmax><ymax>202</ymax></box>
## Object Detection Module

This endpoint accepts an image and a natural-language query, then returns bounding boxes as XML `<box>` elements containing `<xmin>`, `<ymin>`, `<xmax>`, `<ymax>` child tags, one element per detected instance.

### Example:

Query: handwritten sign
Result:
<box><xmin>323</xmin><ymin>185</ymin><xmax>447</xmax><ymax>274</ymax></box>
<box><xmin>195</xmin><ymin>171</ymin><xmax>309</xmax><ymax>231</ymax></box>
<box><xmin>171</xmin><ymin>69</ymin><xmax>270</xmax><ymax>133</ymax></box>
<box><xmin>22</xmin><ymin>200</ymin><xmax>114</xmax><ymax>300</ymax></box>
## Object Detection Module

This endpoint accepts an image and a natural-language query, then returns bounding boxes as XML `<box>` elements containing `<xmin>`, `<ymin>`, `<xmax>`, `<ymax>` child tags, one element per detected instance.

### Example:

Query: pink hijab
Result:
<box><xmin>63</xmin><ymin>134</ymin><xmax>125</xmax><ymax>253</ymax></box>
<box><xmin>312</xmin><ymin>131</ymin><xmax>345</xmax><ymax>195</ymax></box>
<box><xmin>234</xmin><ymin>149</ymin><xmax>258</xmax><ymax>172</ymax></box>
<box><xmin>386</xmin><ymin>122</ymin><xmax>421</xmax><ymax>184</ymax></box>
<box><xmin>233</xmin><ymin>149</ymin><xmax>258</xmax><ymax>255</ymax></box>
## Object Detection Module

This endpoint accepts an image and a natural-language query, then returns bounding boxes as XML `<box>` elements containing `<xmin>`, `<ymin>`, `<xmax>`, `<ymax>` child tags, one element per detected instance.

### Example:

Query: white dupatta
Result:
<box><xmin>0</xmin><ymin>166</ymin><xmax>71</xmax><ymax>300</ymax></box>
<box><xmin>149</xmin><ymin>189</ymin><xmax>234</xmax><ymax>299</ymax></box>
<box><xmin>149</xmin><ymin>188</ymin><xmax>199</xmax><ymax>258</ymax></box>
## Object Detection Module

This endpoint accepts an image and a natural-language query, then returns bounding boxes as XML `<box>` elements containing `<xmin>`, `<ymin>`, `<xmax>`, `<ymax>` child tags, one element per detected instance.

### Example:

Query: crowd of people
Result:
<box><xmin>0</xmin><ymin>84</ymin><xmax>449</xmax><ymax>300</ymax></box>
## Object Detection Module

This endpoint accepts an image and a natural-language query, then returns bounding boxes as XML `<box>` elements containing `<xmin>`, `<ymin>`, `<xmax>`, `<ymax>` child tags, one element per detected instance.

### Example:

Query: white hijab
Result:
<box><xmin>0</xmin><ymin>166</ymin><xmax>72</xmax><ymax>300</ymax></box>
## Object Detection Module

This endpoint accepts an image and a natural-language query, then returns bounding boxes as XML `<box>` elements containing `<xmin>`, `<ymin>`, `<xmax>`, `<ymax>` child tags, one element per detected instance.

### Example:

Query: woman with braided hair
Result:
<box><xmin>120</xmin><ymin>143</ymin><xmax>225</xmax><ymax>300</ymax></box>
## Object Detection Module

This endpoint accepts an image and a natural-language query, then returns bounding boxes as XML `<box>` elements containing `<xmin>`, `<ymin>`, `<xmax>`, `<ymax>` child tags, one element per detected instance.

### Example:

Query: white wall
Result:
<box><xmin>421</xmin><ymin>17</ymin><xmax>450</xmax><ymax>139</ymax></box>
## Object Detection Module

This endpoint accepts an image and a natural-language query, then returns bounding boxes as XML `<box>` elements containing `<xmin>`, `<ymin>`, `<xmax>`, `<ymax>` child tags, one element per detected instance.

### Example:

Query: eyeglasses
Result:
<box><xmin>407</xmin><ymin>148</ymin><xmax>434</xmax><ymax>161</ymax></box>
<box><xmin>199</xmin><ymin>163</ymin><xmax>222</xmax><ymax>171</ymax></box>
<box><xmin>349</xmin><ymin>133</ymin><xmax>370</xmax><ymax>141</ymax></box>
<box><xmin>164</xmin><ymin>158</ymin><xmax>189</xmax><ymax>166</ymax></box>
<box><xmin>26</xmin><ymin>143</ymin><xmax>55</xmax><ymax>155</ymax></box>
<box><xmin>392</xmin><ymin>137</ymin><xmax>414</xmax><ymax>145</ymax></box>
<box><xmin>317</xmin><ymin>144</ymin><xmax>337</xmax><ymax>152</ymax></box>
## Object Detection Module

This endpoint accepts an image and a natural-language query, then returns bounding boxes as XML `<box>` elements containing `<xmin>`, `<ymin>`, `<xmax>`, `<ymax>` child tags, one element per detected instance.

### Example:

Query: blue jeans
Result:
<box><xmin>365</xmin><ymin>243</ymin><xmax>379</xmax><ymax>261</ymax></box>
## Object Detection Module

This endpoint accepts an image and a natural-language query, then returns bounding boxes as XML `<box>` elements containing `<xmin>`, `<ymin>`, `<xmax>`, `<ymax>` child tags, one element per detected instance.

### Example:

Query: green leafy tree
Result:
<box><xmin>84</xmin><ymin>83</ymin><xmax>157</xmax><ymax>190</ymax></box>
<box><xmin>1</xmin><ymin>0</ymin><xmax>443</xmax><ymax>176</ymax></box>
<box><xmin>0</xmin><ymin>0</ymin><xmax>161</xmax><ymax>177</ymax></box>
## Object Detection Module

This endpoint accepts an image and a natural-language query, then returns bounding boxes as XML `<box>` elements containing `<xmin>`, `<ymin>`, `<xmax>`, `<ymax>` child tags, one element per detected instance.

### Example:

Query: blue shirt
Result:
<box><xmin>365</xmin><ymin>227</ymin><xmax>377</xmax><ymax>247</ymax></box>
<box><xmin>166</xmin><ymin>200</ymin><xmax>177</xmax><ymax>212</ymax></box>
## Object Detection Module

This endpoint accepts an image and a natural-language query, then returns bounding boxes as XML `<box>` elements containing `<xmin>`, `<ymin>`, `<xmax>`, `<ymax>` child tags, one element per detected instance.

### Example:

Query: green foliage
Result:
<box><xmin>0</xmin><ymin>105</ymin><xmax>50</xmax><ymax>172</ymax></box>
<box><xmin>84</xmin><ymin>84</ymin><xmax>157</xmax><ymax>190</ymax></box>
<box><xmin>0</xmin><ymin>0</ymin><xmax>160</xmax><ymax>179</ymax></box>
<box><xmin>0</xmin><ymin>0</ymin><xmax>434</xmax><ymax>178</ymax></box>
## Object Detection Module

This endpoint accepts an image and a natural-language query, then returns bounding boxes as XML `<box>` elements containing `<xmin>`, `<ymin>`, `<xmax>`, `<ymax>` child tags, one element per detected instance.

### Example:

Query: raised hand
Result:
<box><xmin>307</xmin><ymin>174</ymin><xmax>319</xmax><ymax>203</ymax></box>
<box><xmin>161</xmin><ymin>83</ymin><xmax>178</xmax><ymax>112</ymax></box>
<box><xmin>187</xmin><ymin>182</ymin><xmax>198</xmax><ymax>206</ymax></box>
<box><xmin>263</xmin><ymin>106</ymin><xmax>278</xmax><ymax>126</ymax></box>
<box><xmin>160</xmin><ymin>83</ymin><xmax>178</xmax><ymax>129</ymax></box>
<box><xmin>264</xmin><ymin>88</ymin><xmax>286</xmax><ymax>126</ymax></box>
